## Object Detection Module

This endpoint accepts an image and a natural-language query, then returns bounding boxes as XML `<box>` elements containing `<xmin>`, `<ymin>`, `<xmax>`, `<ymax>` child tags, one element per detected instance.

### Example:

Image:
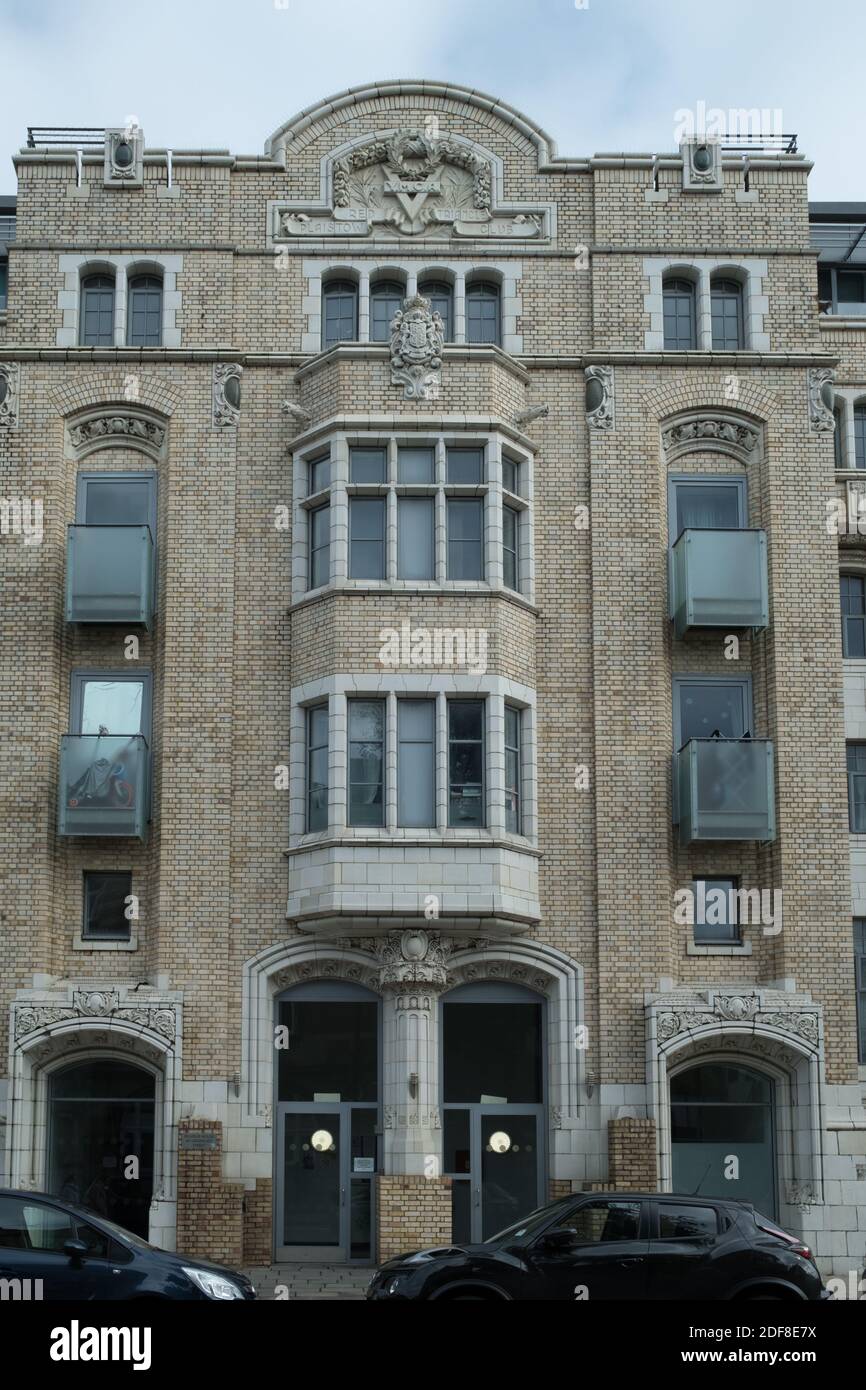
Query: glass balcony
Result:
<box><xmin>58</xmin><ymin>734</ymin><xmax>149</xmax><ymax>839</ymax></box>
<box><xmin>671</xmin><ymin>529</ymin><xmax>768</xmax><ymax>639</ymax></box>
<box><xmin>675</xmin><ymin>737</ymin><xmax>775</xmax><ymax>845</ymax></box>
<box><xmin>65</xmin><ymin>525</ymin><xmax>154</xmax><ymax>627</ymax></box>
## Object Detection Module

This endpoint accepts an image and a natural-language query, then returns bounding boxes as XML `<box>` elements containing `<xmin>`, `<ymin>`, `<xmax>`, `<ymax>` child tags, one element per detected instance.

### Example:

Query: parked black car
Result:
<box><xmin>0</xmin><ymin>1188</ymin><xmax>256</xmax><ymax>1300</ymax></box>
<box><xmin>367</xmin><ymin>1192</ymin><xmax>832</xmax><ymax>1301</ymax></box>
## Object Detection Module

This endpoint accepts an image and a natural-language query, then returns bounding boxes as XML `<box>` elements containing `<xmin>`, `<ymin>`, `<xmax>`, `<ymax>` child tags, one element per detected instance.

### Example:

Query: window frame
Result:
<box><xmin>349</xmin><ymin>495</ymin><xmax>386</xmax><ymax>580</ymax></box>
<box><xmin>70</xmin><ymin>668</ymin><xmax>153</xmax><ymax>740</ymax></box>
<box><xmin>505</xmin><ymin>703</ymin><xmax>522</xmax><ymax>835</ymax></box>
<box><xmin>306</xmin><ymin>702</ymin><xmax>329</xmax><ymax>833</ymax></box>
<box><xmin>841</xmin><ymin>572</ymin><xmax>866</xmax><ymax>658</ymax></box>
<box><xmin>126</xmin><ymin>273</ymin><xmax>163</xmax><ymax>347</ymax></box>
<box><xmin>347</xmin><ymin>698</ymin><xmax>386</xmax><ymax>828</ymax></box>
<box><xmin>691</xmin><ymin>876</ymin><xmax>741</xmax><ymax>945</ymax></box>
<box><xmin>672</xmin><ymin>674</ymin><xmax>753</xmax><ymax>752</ymax></box>
<box><xmin>854</xmin><ymin>918</ymin><xmax>866</xmax><ymax>1065</ymax></box>
<box><xmin>322</xmin><ymin>279</ymin><xmax>359</xmax><ymax>348</ymax></box>
<box><xmin>662</xmin><ymin>277</ymin><xmax>697</xmax><ymax>351</ymax></box>
<box><xmin>82</xmin><ymin>869</ymin><xmax>133</xmax><ymax>942</ymax></box>
<box><xmin>397</xmin><ymin>697</ymin><xmax>437</xmax><ymax>829</ymax></box>
<box><xmin>369</xmin><ymin>279</ymin><xmax>404</xmax><ymax>343</ymax></box>
<box><xmin>847</xmin><ymin>741</ymin><xmax>866</xmax><ymax>833</ymax></box>
<box><xmin>710</xmin><ymin>277</ymin><xmax>745</xmax><ymax>350</ymax></box>
<box><xmin>465</xmin><ymin>280</ymin><xmax>501</xmax><ymax>346</ymax></box>
<box><xmin>418</xmin><ymin>279</ymin><xmax>453</xmax><ymax>341</ymax></box>
<box><xmin>79</xmin><ymin>272</ymin><xmax>117</xmax><ymax>347</ymax></box>
<box><xmin>308</xmin><ymin>501</ymin><xmax>330</xmax><ymax>590</ymax></box>
<box><xmin>448</xmin><ymin>698</ymin><xmax>486</xmax><ymax>829</ymax></box>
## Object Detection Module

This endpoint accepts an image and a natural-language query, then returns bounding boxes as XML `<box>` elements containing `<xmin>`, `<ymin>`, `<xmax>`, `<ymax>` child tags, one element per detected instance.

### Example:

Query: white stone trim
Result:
<box><xmin>291</xmin><ymin>426</ymin><xmax>535</xmax><ymax>605</ymax></box>
<box><xmin>643</xmin><ymin>256</ymin><xmax>769</xmax><ymax>352</ymax></box>
<box><xmin>302</xmin><ymin>258</ymin><xmax>522</xmax><ymax>355</ymax></box>
<box><xmin>56</xmin><ymin>253</ymin><xmax>183</xmax><ymax>348</ymax></box>
<box><xmin>833</xmin><ymin>386</ymin><xmax>866</xmax><ymax>471</ymax></box>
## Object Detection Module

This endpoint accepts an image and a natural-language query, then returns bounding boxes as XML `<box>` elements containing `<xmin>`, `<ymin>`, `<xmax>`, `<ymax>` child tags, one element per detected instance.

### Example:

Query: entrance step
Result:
<box><xmin>242</xmin><ymin>1263</ymin><xmax>372</xmax><ymax>1300</ymax></box>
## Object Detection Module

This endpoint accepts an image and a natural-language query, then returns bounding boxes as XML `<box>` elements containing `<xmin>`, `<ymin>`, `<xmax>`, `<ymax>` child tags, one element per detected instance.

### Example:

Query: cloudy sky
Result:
<box><xmin>0</xmin><ymin>0</ymin><xmax>862</xmax><ymax>199</ymax></box>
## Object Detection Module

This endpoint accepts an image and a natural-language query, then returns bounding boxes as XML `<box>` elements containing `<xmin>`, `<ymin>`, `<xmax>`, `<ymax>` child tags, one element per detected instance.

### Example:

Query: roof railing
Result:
<box><xmin>717</xmin><ymin>133</ymin><xmax>798</xmax><ymax>154</ymax></box>
<box><xmin>26</xmin><ymin>127</ymin><xmax>105</xmax><ymax>148</ymax></box>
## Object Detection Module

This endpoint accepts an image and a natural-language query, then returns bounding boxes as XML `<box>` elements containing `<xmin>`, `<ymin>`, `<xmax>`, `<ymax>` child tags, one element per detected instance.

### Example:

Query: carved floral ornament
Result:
<box><xmin>69</xmin><ymin>413</ymin><xmax>166</xmax><ymax>454</ymax></box>
<box><xmin>585</xmin><ymin>366</ymin><xmax>614</xmax><ymax>429</ymax></box>
<box><xmin>0</xmin><ymin>362</ymin><xmax>21</xmax><ymax>428</ymax></box>
<box><xmin>661</xmin><ymin>414</ymin><xmax>760</xmax><ymax>462</ymax></box>
<box><xmin>212</xmin><ymin>363</ymin><xmax>243</xmax><ymax>428</ymax></box>
<box><xmin>654</xmin><ymin>994</ymin><xmax>819</xmax><ymax>1049</ymax></box>
<box><xmin>273</xmin><ymin>128</ymin><xmax>550</xmax><ymax>243</ymax></box>
<box><xmin>14</xmin><ymin>989</ymin><xmax>177</xmax><ymax>1046</ymax></box>
<box><xmin>808</xmin><ymin>367</ymin><xmax>836</xmax><ymax>432</ymax></box>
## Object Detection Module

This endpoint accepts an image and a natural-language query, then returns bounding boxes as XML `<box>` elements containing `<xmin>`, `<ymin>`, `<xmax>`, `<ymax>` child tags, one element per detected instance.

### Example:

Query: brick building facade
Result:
<box><xmin>1</xmin><ymin>82</ymin><xmax>864</xmax><ymax>1277</ymax></box>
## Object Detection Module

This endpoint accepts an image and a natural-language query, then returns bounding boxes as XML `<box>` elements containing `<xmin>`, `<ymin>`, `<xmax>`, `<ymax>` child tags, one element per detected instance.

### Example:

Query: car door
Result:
<box><xmin>527</xmin><ymin>1198</ymin><xmax>650</xmax><ymax>1300</ymax></box>
<box><xmin>0</xmin><ymin>1195</ymin><xmax>119</xmax><ymax>1301</ymax></box>
<box><xmin>645</xmin><ymin>1200</ymin><xmax>728</xmax><ymax>1299</ymax></box>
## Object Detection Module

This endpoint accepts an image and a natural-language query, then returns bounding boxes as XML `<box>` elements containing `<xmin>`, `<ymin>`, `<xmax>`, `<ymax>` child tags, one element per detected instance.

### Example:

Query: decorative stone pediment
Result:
<box><xmin>389</xmin><ymin>294</ymin><xmax>443</xmax><ymax>399</ymax></box>
<box><xmin>650</xmin><ymin>989</ymin><xmax>820</xmax><ymax>1054</ymax></box>
<box><xmin>0</xmin><ymin>363</ymin><xmax>20</xmax><ymax>429</ymax></box>
<box><xmin>68</xmin><ymin>411</ymin><xmax>166</xmax><ymax>456</ymax></box>
<box><xmin>270</xmin><ymin>128</ymin><xmax>552</xmax><ymax>245</ymax></box>
<box><xmin>661</xmin><ymin>413</ymin><xmax>760</xmax><ymax>463</ymax></box>
<box><xmin>12</xmin><ymin>985</ymin><xmax>179</xmax><ymax>1049</ymax></box>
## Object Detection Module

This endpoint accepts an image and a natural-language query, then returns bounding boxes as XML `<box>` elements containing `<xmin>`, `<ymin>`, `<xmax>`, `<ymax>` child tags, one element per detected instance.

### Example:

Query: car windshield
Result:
<box><xmin>483</xmin><ymin>1198</ymin><xmax>573</xmax><ymax>1246</ymax></box>
<box><xmin>70</xmin><ymin>1209</ymin><xmax>155</xmax><ymax>1251</ymax></box>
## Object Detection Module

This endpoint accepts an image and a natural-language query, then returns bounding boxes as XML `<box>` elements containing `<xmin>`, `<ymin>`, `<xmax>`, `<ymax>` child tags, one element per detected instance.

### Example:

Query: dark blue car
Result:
<box><xmin>0</xmin><ymin>1188</ymin><xmax>256</xmax><ymax>1300</ymax></box>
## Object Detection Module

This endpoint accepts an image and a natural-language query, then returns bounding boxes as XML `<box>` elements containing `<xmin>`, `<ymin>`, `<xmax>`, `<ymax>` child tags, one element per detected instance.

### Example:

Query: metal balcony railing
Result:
<box><xmin>0</xmin><ymin>216</ymin><xmax>15</xmax><ymax>244</ymax></box>
<box><xmin>58</xmin><ymin>734</ymin><xmax>149</xmax><ymax>839</ymax></box>
<box><xmin>671</xmin><ymin>528</ymin><xmax>769</xmax><ymax>639</ymax></box>
<box><xmin>675</xmin><ymin>737</ymin><xmax>776</xmax><ymax>846</ymax></box>
<box><xmin>65</xmin><ymin>525</ymin><xmax>154</xmax><ymax>627</ymax></box>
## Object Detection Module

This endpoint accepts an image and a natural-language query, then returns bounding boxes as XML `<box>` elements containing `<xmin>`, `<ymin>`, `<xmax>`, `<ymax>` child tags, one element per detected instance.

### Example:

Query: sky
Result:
<box><xmin>0</xmin><ymin>0</ymin><xmax>863</xmax><ymax>199</ymax></box>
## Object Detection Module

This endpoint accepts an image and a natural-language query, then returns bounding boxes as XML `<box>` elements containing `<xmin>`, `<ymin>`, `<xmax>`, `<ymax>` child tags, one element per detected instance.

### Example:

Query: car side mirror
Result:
<box><xmin>64</xmin><ymin>1239</ymin><xmax>88</xmax><ymax>1266</ymax></box>
<box><xmin>539</xmin><ymin>1227</ymin><xmax>579</xmax><ymax>1252</ymax></box>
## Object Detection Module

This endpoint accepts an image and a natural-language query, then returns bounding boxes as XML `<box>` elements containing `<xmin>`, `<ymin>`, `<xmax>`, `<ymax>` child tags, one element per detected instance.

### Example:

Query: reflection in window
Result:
<box><xmin>307</xmin><ymin>704</ymin><xmax>328</xmax><ymax>832</ymax></box>
<box><xmin>448</xmin><ymin>700</ymin><xmax>484</xmax><ymax>826</ymax></box>
<box><xmin>348</xmin><ymin>700</ymin><xmax>384</xmax><ymax>826</ymax></box>
<box><xmin>79</xmin><ymin>680</ymin><xmax>144</xmax><ymax>735</ymax></box>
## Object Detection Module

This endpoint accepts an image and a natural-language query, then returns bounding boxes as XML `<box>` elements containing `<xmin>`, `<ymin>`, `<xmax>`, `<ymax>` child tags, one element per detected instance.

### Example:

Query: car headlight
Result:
<box><xmin>387</xmin><ymin>1276</ymin><xmax>405</xmax><ymax>1295</ymax></box>
<box><xmin>183</xmin><ymin>1267</ymin><xmax>244</xmax><ymax>1300</ymax></box>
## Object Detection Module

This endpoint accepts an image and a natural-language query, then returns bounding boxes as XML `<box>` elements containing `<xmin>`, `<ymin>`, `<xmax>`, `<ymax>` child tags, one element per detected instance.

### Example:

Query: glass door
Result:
<box><xmin>275</xmin><ymin>1103</ymin><xmax>378</xmax><ymax>1261</ymax></box>
<box><xmin>445</xmin><ymin>1106</ymin><xmax>543</xmax><ymax>1243</ymax></box>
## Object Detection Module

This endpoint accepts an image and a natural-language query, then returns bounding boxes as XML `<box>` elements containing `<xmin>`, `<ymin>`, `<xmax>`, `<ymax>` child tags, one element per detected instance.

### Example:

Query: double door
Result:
<box><xmin>445</xmin><ymin>1106</ymin><xmax>544</xmax><ymax>1244</ymax></box>
<box><xmin>275</xmin><ymin>1103</ymin><xmax>377</xmax><ymax>1262</ymax></box>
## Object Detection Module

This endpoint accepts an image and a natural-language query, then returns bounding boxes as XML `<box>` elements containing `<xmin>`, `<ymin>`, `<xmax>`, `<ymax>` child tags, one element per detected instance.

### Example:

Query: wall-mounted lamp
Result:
<box><xmin>231</xmin><ymin>1072</ymin><xmax>241</xmax><ymax>1099</ymax></box>
<box><xmin>408</xmin><ymin>1072</ymin><xmax>419</xmax><ymax>1100</ymax></box>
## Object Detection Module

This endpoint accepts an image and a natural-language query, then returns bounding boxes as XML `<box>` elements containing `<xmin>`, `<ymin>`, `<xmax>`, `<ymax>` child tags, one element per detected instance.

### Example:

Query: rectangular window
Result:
<box><xmin>674</xmin><ymin>678</ymin><xmax>750</xmax><ymax>748</ymax></box>
<box><xmin>447</xmin><ymin>498</ymin><xmax>484</xmax><ymax>580</ymax></box>
<box><xmin>307</xmin><ymin>704</ymin><xmax>328</xmax><ymax>832</ymax></box>
<box><xmin>692</xmin><ymin>877</ymin><xmax>740</xmax><ymax>944</ymax></box>
<box><xmin>397</xmin><ymin>497</ymin><xmax>434</xmax><ymax>580</ymax></box>
<box><xmin>669</xmin><ymin>478</ymin><xmax>744</xmax><ymax>542</ymax></box>
<box><xmin>503</xmin><ymin>505</ymin><xmax>519</xmax><ymax>591</ymax></box>
<box><xmin>309</xmin><ymin>453</ymin><xmax>331</xmax><ymax>495</ymax></box>
<box><xmin>83</xmin><ymin>871</ymin><xmax>132</xmax><ymax>940</ymax></box>
<box><xmin>348</xmin><ymin>700</ymin><xmax>385</xmax><ymax>827</ymax></box>
<box><xmin>398</xmin><ymin>699</ymin><xmax>435</xmax><ymax>828</ymax></box>
<box><xmin>505</xmin><ymin>704</ymin><xmax>521</xmax><ymax>834</ymax></box>
<box><xmin>349</xmin><ymin>498</ymin><xmax>385</xmax><ymax>579</ymax></box>
<box><xmin>663</xmin><ymin>288</ymin><xmax>696</xmax><ymax>350</ymax></box>
<box><xmin>656</xmin><ymin>1204</ymin><xmax>719</xmax><ymax>1240</ymax></box>
<box><xmin>448</xmin><ymin>700</ymin><xmax>484</xmax><ymax>827</ymax></box>
<box><xmin>502</xmin><ymin>455</ymin><xmax>519</xmax><ymax>495</ymax></box>
<box><xmin>350</xmin><ymin>448</ymin><xmax>386</xmax><ymax>484</ymax></box>
<box><xmin>855</xmin><ymin>919</ymin><xmax>866</xmax><ymax>1064</ymax></box>
<box><xmin>309</xmin><ymin>503</ymin><xmax>330</xmax><ymax>589</ymax></box>
<box><xmin>76</xmin><ymin>472</ymin><xmax>156</xmax><ymax>533</ymax></box>
<box><xmin>847</xmin><ymin>743</ymin><xmax>866</xmax><ymax>832</ymax></box>
<box><xmin>0</xmin><ymin>260</ymin><xmax>7</xmax><ymax>312</ymax></box>
<box><xmin>841</xmin><ymin>575</ymin><xmax>866</xmax><ymax>658</ymax></box>
<box><xmin>856</xmin><ymin>409</ymin><xmax>866</xmax><ymax>471</ymax></box>
<box><xmin>837</xmin><ymin>270</ymin><xmax>866</xmax><ymax>311</ymax></box>
<box><xmin>71</xmin><ymin>672</ymin><xmax>150</xmax><ymax>737</ymax></box>
<box><xmin>397</xmin><ymin>447</ymin><xmax>434</xmax><ymax>484</ymax></box>
<box><xmin>446</xmin><ymin>448</ymin><xmax>483</xmax><ymax>485</ymax></box>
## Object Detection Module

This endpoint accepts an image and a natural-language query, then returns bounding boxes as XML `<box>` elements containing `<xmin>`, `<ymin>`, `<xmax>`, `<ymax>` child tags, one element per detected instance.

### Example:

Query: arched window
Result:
<box><xmin>127</xmin><ymin>274</ymin><xmax>163</xmax><ymax>346</ymax></box>
<box><xmin>855</xmin><ymin>405</ymin><xmax>866</xmax><ymax>471</ymax></box>
<box><xmin>369</xmin><ymin>280</ymin><xmax>403</xmax><ymax>342</ymax></box>
<box><xmin>466</xmin><ymin>280</ymin><xmax>501</xmax><ymax>345</ymax></box>
<box><xmin>841</xmin><ymin>573</ymin><xmax>866</xmax><ymax>658</ymax></box>
<box><xmin>670</xmin><ymin>1062</ymin><xmax>776</xmax><ymax>1216</ymax></box>
<box><xmin>419</xmin><ymin>279</ymin><xmax>453</xmax><ymax>340</ymax></box>
<box><xmin>663</xmin><ymin>277</ymin><xmax>696</xmax><ymax>350</ymax></box>
<box><xmin>711</xmin><ymin>276</ymin><xmax>745</xmax><ymax>349</ymax></box>
<box><xmin>80</xmin><ymin>273</ymin><xmax>116</xmax><ymax>346</ymax></box>
<box><xmin>322</xmin><ymin>279</ymin><xmax>358</xmax><ymax>348</ymax></box>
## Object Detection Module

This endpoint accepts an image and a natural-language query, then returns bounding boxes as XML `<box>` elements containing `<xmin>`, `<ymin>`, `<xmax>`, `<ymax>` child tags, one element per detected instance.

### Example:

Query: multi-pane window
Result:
<box><xmin>503</xmin><ymin>505</ymin><xmax>519</xmax><ymax>591</ymax></box>
<box><xmin>710</xmin><ymin>278</ymin><xmax>744</xmax><ymax>350</ymax></box>
<box><xmin>349</xmin><ymin>498</ymin><xmax>385</xmax><ymax>579</ymax></box>
<box><xmin>348</xmin><ymin>700</ymin><xmax>384</xmax><ymax>827</ymax></box>
<box><xmin>466</xmin><ymin>282</ymin><xmax>500</xmax><ymax>345</ymax></box>
<box><xmin>398</xmin><ymin>446</ymin><xmax>434</xmax><ymax>483</ymax></box>
<box><xmin>855</xmin><ymin>919</ymin><xmax>866</xmax><ymax>1064</ymax></box>
<box><xmin>370</xmin><ymin>281</ymin><xmax>403</xmax><ymax>342</ymax></box>
<box><xmin>397</xmin><ymin>497</ymin><xmax>434</xmax><ymax>580</ymax></box>
<box><xmin>83</xmin><ymin>871</ymin><xmax>132</xmax><ymax>940</ymax></box>
<box><xmin>397</xmin><ymin>699</ymin><xmax>436</xmax><ymax>828</ymax></box>
<box><xmin>504</xmin><ymin>704</ymin><xmax>521</xmax><ymax>834</ymax></box>
<box><xmin>350</xmin><ymin>446</ymin><xmax>386</xmax><ymax>483</ymax></box>
<box><xmin>309</xmin><ymin>453</ymin><xmax>330</xmax><ymax>495</ymax></box>
<box><xmin>847</xmin><ymin>742</ymin><xmax>866</xmax><ymax>832</ymax></box>
<box><xmin>419</xmin><ymin>280</ymin><xmax>453</xmax><ymax>340</ymax></box>
<box><xmin>692</xmin><ymin>876</ymin><xmax>740</xmax><ymax>944</ymax></box>
<box><xmin>323</xmin><ymin>280</ymin><xmax>358</xmax><ymax>347</ymax></box>
<box><xmin>670</xmin><ymin>477</ymin><xmax>744</xmax><ymax>541</ymax></box>
<box><xmin>126</xmin><ymin>275</ymin><xmax>162</xmax><ymax>346</ymax></box>
<box><xmin>306</xmin><ymin>704</ymin><xmax>328</xmax><ymax>832</ymax></box>
<box><xmin>841</xmin><ymin>574</ymin><xmax>866</xmax><ymax>658</ymax></box>
<box><xmin>309</xmin><ymin>504</ymin><xmax>330</xmax><ymax>589</ymax></box>
<box><xmin>502</xmin><ymin>455</ymin><xmax>519</xmax><ymax>495</ymax></box>
<box><xmin>856</xmin><ymin>407</ymin><xmax>866</xmax><ymax>471</ymax></box>
<box><xmin>448</xmin><ymin>700</ymin><xmax>484</xmax><ymax>827</ymax></box>
<box><xmin>80</xmin><ymin>274</ymin><xmax>115</xmax><ymax>346</ymax></box>
<box><xmin>663</xmin><ymin>278</ymin><xmax>696</xmax><ymax>350</ymax></box>
<box><xmin>447</xmin><ymin>499</ymin><xmax>483</xmax><ymax>580</ymax></box>
<box><xmin>71</xmin><ymin>672</ymin><xmax>150</xmax><ymax>738</ymax></box>
<box><xmin>446</xmin><ymin>447</ymin><xmax>483</xmax><ymax>485</ymax></box>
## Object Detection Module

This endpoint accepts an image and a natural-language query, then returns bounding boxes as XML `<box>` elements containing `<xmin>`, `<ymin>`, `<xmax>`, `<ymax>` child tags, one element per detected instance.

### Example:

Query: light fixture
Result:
<box><xmin>489</xmin><ymin>1130</ymin><xmax>511</xmax><ymax>1154</ymax></box>
<box><xmin>408</xmin><ymin>1072</ymin><xmax>419</xmax><ymax>1099</ymax></box>
<box><xmin>311</xmin><ymin>1128</ymin><xmax>333</xmax><ymax>1152</ymax></box>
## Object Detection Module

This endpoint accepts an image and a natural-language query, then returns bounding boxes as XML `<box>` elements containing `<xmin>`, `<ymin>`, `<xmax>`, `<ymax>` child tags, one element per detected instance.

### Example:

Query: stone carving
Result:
<box><xmin>14</xmin><ymin>993</ymin><xmax>177</xmax><ymax>1045</ymax></box>
<box><xmin>281</xmin><ymin>400</ymin><xmax>312</xmax><ymax>433</ymax></box>
<box><xmin>714</xmin><ymin>994</ymin><xmax>760</xmax><ymax>1023</ymax></box>
<box><xmin>69</xmin><ymin>414</ymin><xmax>165</xmax><ymax>452</ymax></box>
<box><xmin>513</xmin><ymin>403</ymin><xmax>549</xmax><ymax>429</ymax></box>
<box><xmin>808</xmin><ymin>367</ymin><xmax>836</xmax><ymax>432</ymax></box>
<box><xmin>0</xmin><ymin>363</ymin><xmax>20</xmax><ymax>429</ymax></box>
<box><xmin>104</xmin><ymin>126</ymin><xmax>145</xmax><ymax>187</ymax></box>
<box><xmin>383</xmin><ymin>1107</ymin><xmax>441</xmax><ymax>1130</ymax></box>
<box><xmin>376</xmin><ymin>929</ymin><xmax>452</xmax><ymax>990</ymax></box>
<box><xmin>213</xmin><ymin>363</ymin><xmax>243</xmax><ymax>428</ymax></box>
<box><xmin>584</xmin><ymin>366</ymin><xmax>614</xmax><ymax>429</ymax></box>
<box><xmin>661</xmin><ymin>415</ymin><xmax>759</xmax><ymax>459</ymax></box>
<box><xmin>389</xmin><ymin>294</ymin><xmax>444</xmax><ymax>400</ymax></box>
<box><xmin>760</xmin><ymin>1011</ymin><xmax>819</xmax><ymax>1045</ymax></box>
<box><xmin>655</xmin><ymin>995</ymin><xmax>820</xmax><ymax>1051</ymax></box>
<box><xmin>275</xmin><ymin>128</ymin><xmax>549</xmax><ymax>243</ymax></box>
<box><xmin>681</xmin><ymin>139</ymin><xmax>723</xmax><ymax>193</ymax></box>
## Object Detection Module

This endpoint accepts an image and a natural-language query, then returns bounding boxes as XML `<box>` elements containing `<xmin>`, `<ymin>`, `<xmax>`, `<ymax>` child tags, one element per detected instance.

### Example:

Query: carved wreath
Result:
<box><xmin>333</xmin><ymin>131</ymin><xmax>491</xmax><ymax>212</ymax></box>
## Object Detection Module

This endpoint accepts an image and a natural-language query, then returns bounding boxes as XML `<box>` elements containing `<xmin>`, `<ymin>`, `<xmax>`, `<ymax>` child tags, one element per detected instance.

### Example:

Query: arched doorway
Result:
<box><xmin>274</xmin><ymin>981</ymin><xmax>381</xmax><ymax>1262</ymax></box>
<box><xmin>670</xmin><ymin>1062</ymin><xmax>776</xmax><ymax>1216</ymax></box>
<box><xmin>440</xmin><ymin>981</ymin><xmax>546</xmax><ymax>1242</ymax></box>
<box><xmin>47</xmin><ymin>1058</ymin><xmax>156</xmax><ymax>1237</ymax></box>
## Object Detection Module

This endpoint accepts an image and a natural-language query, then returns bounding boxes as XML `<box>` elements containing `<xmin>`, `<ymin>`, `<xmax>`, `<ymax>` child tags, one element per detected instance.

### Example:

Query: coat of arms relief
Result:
<box><xmin>272</xmin><ymin>129</ymin><xmax>550</xmax><ymax>242</ymax></box>
<box><xmin>389</xmin><ymin>294</ymin><xmax>444</xmax><ymax>399</ymax></box>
